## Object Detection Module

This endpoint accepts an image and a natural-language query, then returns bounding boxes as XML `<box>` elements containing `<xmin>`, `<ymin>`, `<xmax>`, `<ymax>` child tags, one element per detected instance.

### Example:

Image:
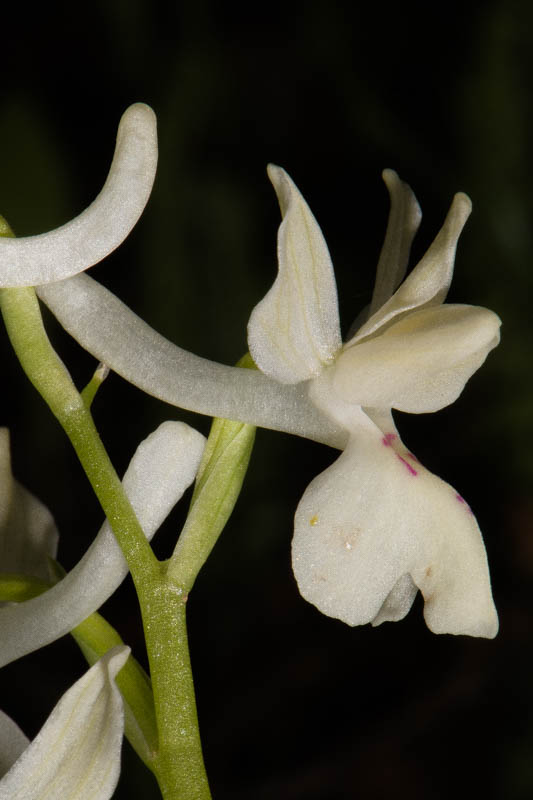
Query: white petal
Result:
<box><xmin>247</xmin><ymin>165</ymin><xmax>342</xmax><ymax>383</ymax></box>
<box><xmin>0</xmin><ymin>421</ymin><xmax>205</xmax><ymax>668</ymax></box>
<box><xmin>368</xmin><ymin>169</ymin><xmax>422</xmax><ymax>315</ymax></box>
<box><xmin>292</xmin><ymin>410</ymin><xmax>498</xmax><ymax>637</ymax></box>
<box><xmin>0</xmin><ymin>429</ymin><xmax>59</xmax><ymax>580</ymax></box>
<box><xmin>334</xmin><ymin>304</ymin><xmax>501</xmax><ymax>413</ymax></box>
<box><xmin>371</xmin><ymin>573</ymin><xmax>418</xmax><ymax>626</ymax></box>
<box><xmin>0</xmin><ymin>646</ymin><xmax>129</xmax><ymax>799</ymax></box>
<box><xmin>0</xmin><ymin>103</ymin><xmax>157</xmax><ymax>287</ymax></box>
<box><xmin>0</xmin><ymin>711</ymin><xmax>29</xmax><ymax>776</ymax></box>
<box><xmin>38</xmin><ymin>275</ymin><xmax>347</xmax><ymax>449</ymax></box>
<box><xmin>349</xmin><ymin>191</ymin><xmax>472</xmax><ymax>344</ymax></box>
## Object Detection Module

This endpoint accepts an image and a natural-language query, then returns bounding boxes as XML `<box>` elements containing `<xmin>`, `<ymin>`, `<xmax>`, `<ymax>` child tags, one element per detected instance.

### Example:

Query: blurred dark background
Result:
<box><xmin>0</xmin><ymin>1</ymin><xmax>532</xmax><ymax>797</ymax></box>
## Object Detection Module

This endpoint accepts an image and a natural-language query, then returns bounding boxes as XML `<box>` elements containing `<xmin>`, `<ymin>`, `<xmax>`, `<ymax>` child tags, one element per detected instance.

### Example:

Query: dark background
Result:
<box><xmin>0</xmin><ymin>1</ymin><xmax>532</xmax><ymax>797</ymax></box>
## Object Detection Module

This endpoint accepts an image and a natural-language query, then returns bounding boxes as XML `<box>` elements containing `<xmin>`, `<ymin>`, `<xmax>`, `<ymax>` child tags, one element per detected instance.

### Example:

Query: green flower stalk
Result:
<box><xmin>0</xmin><ymin>253</ymin><xmax>256</xmax><ymax>798</ymax></box>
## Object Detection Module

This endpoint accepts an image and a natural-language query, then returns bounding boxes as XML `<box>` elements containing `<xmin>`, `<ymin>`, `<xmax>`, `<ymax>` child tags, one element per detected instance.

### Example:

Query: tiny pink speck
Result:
<box><xmin>382</xmin><ymin>433</ymin><xmax>397</xmax><ymax>447</ymax></box>
<box><xmin>397</xmin><ymin>454</ymin><xmax>418</xmax><ymax>476</ymax></box>
<box><xmin>455</xmin><ymin>493</ymin><xmax>474</xmax><ymax>514</ymax></box>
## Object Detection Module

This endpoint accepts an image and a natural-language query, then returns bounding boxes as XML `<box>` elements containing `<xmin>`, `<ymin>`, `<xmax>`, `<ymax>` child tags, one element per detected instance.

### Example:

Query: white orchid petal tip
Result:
<box><xmin>0</xmin><ymin>102</ymin><xmax>157</xmax><ymax>287</ymax></box>
<box><xmin>248</xmin><ymin>166</ymin><xmax>342</xmax><ymax>383</ymax></box>
<box><xmin>0</xmin><ymin>646</ymin><xmax>129</xmax><ymax>798</ymax></box>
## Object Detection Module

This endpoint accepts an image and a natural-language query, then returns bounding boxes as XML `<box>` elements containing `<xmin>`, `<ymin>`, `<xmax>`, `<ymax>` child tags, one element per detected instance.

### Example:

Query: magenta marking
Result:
<box><xmin>396</xmin><ymin>454</ymin><xmax>418</xmax><ymax>476</ymax></box>
<box><xmin>407</xmin><ymin>452</ymin><xmax>419</xmax><ymax>463</ymax></box>
<box><xmin>455</xmin><ymin>493</ymin><xmax>474</xmax><ymax>515</ymax></box>
<box><xmin>382</xmin><ymin>433</ymin><xmax>397</xmax><ymax>447</ymax></box>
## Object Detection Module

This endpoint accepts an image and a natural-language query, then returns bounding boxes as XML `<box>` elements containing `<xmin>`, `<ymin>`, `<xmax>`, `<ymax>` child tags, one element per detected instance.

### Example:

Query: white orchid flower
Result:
<box><xmin>0</xmin><ymin>421</ymin><xmax>205</xmax><ymax>667</ymax></box>
<box><xmin>0</xmin><ymin>645</ymin><xmax>129</xmax><ymax>799</ymax></box>
<box><xmin>248</xmin><ymin>166</ymin><xmax>500</xmax><ymax>638</ymax></box>
<box><xmin>28</xmin><ymin>107</ymin><xmax>499</xmax><ymax>637</ymax></box>
<box><xmin>0</xmin><ymin>103</ymin><xmax>157</xmax><ymax>287</ymax></box>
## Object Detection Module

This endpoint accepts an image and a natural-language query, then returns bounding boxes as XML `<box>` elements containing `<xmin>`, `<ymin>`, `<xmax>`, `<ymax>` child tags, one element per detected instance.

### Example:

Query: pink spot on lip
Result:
<box><xmin>455</xmin><ymin>493</ymin><xmax>474</xmax><ymax>514</ymax></box>
<box><xmin>382</xmin><ymin>433</ymin><xmax>418</xmax><ymax>475</ymax></box>
<box><xmin>396</xmin><ymin>454</ymin><xmax>418</xmax><ymax>476</ymax></box>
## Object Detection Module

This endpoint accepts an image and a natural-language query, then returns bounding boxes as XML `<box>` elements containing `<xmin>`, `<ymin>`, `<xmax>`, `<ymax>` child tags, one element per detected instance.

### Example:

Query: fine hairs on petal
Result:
<box><xmin>0</xmin><ymin>103</ymin><xmax>157</xmax><ymax>287</ymax></box>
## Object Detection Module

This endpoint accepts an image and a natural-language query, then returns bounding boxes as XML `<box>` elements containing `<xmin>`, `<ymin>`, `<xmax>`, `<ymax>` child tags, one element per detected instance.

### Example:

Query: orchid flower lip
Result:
<box><xmin>0</xmin><ymin>102</ymin><xmax>157</xmax><ymax>287</ymax></box>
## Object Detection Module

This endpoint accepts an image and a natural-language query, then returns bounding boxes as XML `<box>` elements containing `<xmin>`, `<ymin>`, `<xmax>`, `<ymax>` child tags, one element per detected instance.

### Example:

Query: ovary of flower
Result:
<box><xmin>248</xmin><ymin>165</ymin><xmax>501</xmax><ymax>638</ymax></box>
<box><xmin>0</xmin><ymin>103</ymin><xmax>157</xmax><ymax>287</ymax></box>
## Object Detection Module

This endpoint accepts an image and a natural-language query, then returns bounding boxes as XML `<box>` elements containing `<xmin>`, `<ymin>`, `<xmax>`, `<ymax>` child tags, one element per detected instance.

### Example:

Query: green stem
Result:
<box><xmin>0</xmin><ymin>286</ymin><xmax>158</xmax><ymax>587</ymax></box>
<box><xmin>138</xmin><ymin>581</ymin><xmax>212</xmax><ymax>799</ymax></box>
<box><xmin>0</xmin><ymin>284</ymin><xmax>212</xmax><ymax>798</ymax></box>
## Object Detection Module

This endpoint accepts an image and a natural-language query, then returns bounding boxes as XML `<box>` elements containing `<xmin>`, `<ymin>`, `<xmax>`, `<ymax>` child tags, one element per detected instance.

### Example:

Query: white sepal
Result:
<box><xmin>334</xmin><ymin>304</ymin><xmax>501</xmax><ymax>413</ymax></box>
<box><xmin>0</xmin><ymin>646</ymin><xmax>129</xmax><ymax>799</ymax></box>
<box><xmin>247</xmin><ymin>165</ymin><xmax>342</xmax><ymax>383</ymax></box>
<box><xmin>0</xmin><ymin>103</ymin><xmax>157</xmax><ymax>287</ymax></box>
<box><xmin>368</xmin><ymin>169</ymin><xmax>422</xmax><ymax>315</ymax></box>
<box><xmin>0</xmin><ymin>429</ymin><xmax>59</xmax><ymax>581</ymax></box>
<box><xmin>350</xmin><ymin>191</ymin><xmax>472</xmax><ymax>344</ymax></box>
<box><xmin>0</xmin><ymin>421</ymin><xmax>205</xmax><ymax>668</ymax></box>
<box><xmin>292</xmin><ymin>410</ymin><xmax>498</xmax><ymax>638</ymax></box>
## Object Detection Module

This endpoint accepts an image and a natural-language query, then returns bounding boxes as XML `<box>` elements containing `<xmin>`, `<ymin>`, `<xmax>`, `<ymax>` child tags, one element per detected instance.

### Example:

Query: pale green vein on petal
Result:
<box><xmin>247</xmin><ymin>165</ymin><xmax>342</xmax><ymax>384</ymax></box>
<box><xmin>0</xmin><ymin>647</ymin><xmax>129</xmax><ymax>799</ymax></box>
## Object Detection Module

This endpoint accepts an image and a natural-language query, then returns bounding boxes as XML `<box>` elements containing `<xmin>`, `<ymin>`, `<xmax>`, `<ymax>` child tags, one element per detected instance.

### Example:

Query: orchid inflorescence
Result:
<box><xmin>0</xmin><ymin>103</ymin><xmax>500</xmax><ymax>799</ymax></box>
